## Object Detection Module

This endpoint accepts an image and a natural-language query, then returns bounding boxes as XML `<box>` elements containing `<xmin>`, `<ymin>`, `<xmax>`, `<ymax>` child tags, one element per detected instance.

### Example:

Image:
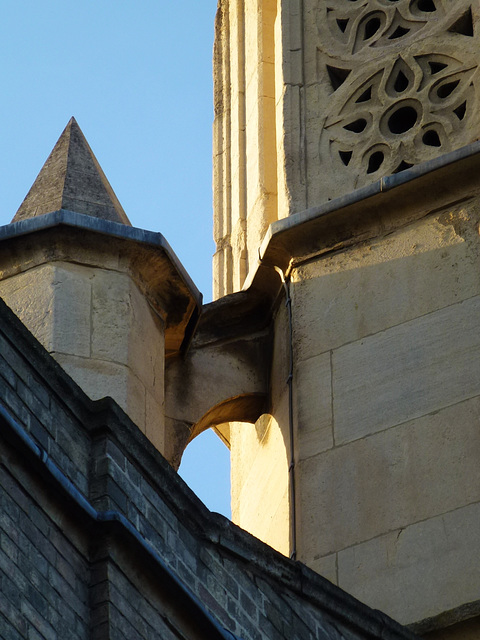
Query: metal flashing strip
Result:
<box><xmin>0</xmin><ymin>402</ymin><xmax>241</xmax><ymax>640</ymax></box>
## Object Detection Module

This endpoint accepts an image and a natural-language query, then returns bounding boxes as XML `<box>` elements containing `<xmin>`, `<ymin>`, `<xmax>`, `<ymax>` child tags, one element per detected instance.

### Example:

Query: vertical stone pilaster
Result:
<box><xmin>213</xmin><ymin>0</ymin><xmax>281</xmax><ymax>296</ymax></box>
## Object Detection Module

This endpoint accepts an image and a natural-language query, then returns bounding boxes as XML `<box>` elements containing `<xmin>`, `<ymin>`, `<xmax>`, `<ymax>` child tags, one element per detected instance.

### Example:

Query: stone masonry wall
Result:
<box><xmin>0</xmin><ymin>258</ymin><xmax>165</xmax><ymax>452</ymax></box>
<box><xmin>212</xmin><ymin>1</ymin><xmax>480</xmax><ymax>296</ymax></box>
<box><xmin>230</xmin><ymin>301</ymin><xmax>291</xmax><ymax>556</ymax></box>
<box><xmin>0</xmin><ymin>297</ymin><xmax>418</xmax><ymax>640</ymax></box>
<box><xmin>290</xmin><ymin>196</ymin><xmax>480</xmax><ymax>631</ymax></box>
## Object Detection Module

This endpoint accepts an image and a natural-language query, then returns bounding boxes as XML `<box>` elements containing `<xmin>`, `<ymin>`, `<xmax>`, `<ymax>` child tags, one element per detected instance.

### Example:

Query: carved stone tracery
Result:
<box><xmin>322</xmin><ymin>0</ymin><xmax>463</xmax><ymax>56</ymax></box>
<box><xmin>314</xmin><ymin>1</ymin><xmax>479</xmax><ymax>198</ymax></box>
<box><xmin>326</xmin><ymin>53</ymin><xmax>475</xmax><ymax>178</ymax></box>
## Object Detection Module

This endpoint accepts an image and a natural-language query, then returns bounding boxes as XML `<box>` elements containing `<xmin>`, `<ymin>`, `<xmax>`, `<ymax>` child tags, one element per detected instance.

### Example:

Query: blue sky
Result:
<box><xmin>0</xmin><ymin>2</ymin><xmax>231</xmax><ymax>517</ymax></box>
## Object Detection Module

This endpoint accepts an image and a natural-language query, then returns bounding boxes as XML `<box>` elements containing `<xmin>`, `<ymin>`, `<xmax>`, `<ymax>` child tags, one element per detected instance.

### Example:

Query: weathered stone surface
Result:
<box><xmin>91</xmin><ymin>270</ymin><xmax>132</xmax><ymax>364</ymax></box>
<box><xmin>230</xmin><ymin>399</ymin><xmax>290</xmax><ymax>556</ymax></box>
<box><xmin>49</xmin><ymin>263</ymin><xmax>93</xmax><ymax>358</ymax></box>
<box><xmin>165</xmin><ymin>335</ymin><xmax>268</xmax><ymax>435</ymax></box>
<box><xmin>333</xmin><ymin>294</ymin><xmax>480</xmax><ymax>444</ymax></box>
<box><xmin>294</xmin><ymin>352</ymin><xmax>333</xmax><ymax>460</ymax></box>
<box><xmin>423</xmin><ymin>618</ymin><xmax>480</xmax><ymax>640</ymax></box>
<box><xmin>213</xmin><ymin>0</ymin><xmax>281</xmax><ymax>297</ymax></box>
<box><xmin>164</xmin><ymin>291</ymin><xmax>271</xmax><ymax>467</ymax></box>
<box><xmin>291</xmin><ymin>205</ymin><xmax>480</xmax><ymax>364</ymax></box>
<box><xmin>127</xmin><ymin>286</ymin><xmax>164</xmax><ymax>397</ymax></box>
<box><xmin>0</xmin><ymin>258</ymin><xmax>165</xmax><ymax>447</ymax></box>
<box><xmin>53</xmin><ymin>352</ymin><xmax>147</xmax><ymax>433</ymax></box>
<box><xmin>298</xmin><ymin>394</ymin><xmax>480</xmax><ymax>562</ymax></box>
<box><xmin>0</xmin><ymin>263</ymin><xmax>92</xmax><ymax>358</ymax></box>
<box><xmin>337</xmin><ymin>501</ymin><xmax>480</xmax><ymax>625</ymax></box>
<box><xmin>228</xmin><ymin>301</ymin><xmax>292</xmax><ymax>556</ymax></box>
<box><xmin>306</xmin><ymin>553</ymin><xmax>337</xmax><ymax>587</ymax></box>
<box><xmin>270</xmin><ymin>301</ymin><xmax>289</xmax><ymax>409</ymax></box>
<box><xmin>0</xmin><ymin>266</ymin><xmax>57</xmax><ymax>353</ymax></box>
<box><xmin>91</xmin><ymin>269</ymin><xmax>164</xmax><ymax>393</ymax></box>
<box><xmin>146</xmin><ymin>390</ymin><xmax>165</xmax><ymax>452</ymax></box>
<box><xmin>12</xmin><ymin>117</ymin><xmax>131</xmax><ymax>225</ymax></box>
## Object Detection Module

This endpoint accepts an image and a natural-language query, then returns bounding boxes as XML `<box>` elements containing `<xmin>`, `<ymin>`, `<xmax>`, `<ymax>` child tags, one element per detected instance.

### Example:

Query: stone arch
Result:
<box><xmin>188</xmin><ymin>393</ymin><xmax>267</xmax><ymax>444</ymax></box>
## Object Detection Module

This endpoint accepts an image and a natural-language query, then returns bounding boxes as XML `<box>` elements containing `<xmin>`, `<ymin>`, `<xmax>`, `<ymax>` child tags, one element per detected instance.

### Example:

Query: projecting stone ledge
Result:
<box><xmin>12</xmin><ymin>117</ymin><xmax>131</xmax><ymax>225</ymax></box>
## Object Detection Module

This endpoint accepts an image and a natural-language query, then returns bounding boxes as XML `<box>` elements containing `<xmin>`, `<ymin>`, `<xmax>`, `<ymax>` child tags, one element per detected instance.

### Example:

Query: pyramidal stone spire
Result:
<box><xmin>12</xmin><ymin>117</ymin><xmax>131</xmax><ymax>225</ymax></box>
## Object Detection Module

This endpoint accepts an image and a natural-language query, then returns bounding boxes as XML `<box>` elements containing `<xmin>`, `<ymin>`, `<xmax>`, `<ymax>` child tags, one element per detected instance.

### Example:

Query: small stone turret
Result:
<box><xmin>0</xmin><ymin>118</ymin><xmax>201</xmax><ymax>458</ymax></box>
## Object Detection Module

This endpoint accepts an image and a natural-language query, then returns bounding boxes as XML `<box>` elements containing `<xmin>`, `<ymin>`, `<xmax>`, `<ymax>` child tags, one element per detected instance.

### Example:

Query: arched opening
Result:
<box><xmin>177</xmin><ymin>411</ymin><xmax>290</xmax><ymax>557</ymax></box>
<box><xmin>178</xmin><ymin>428</ymin><xmax>231</xmax><ymax>518</ymax></box>
<box><xmin>176</xmin><ymin>394</ymin><xmax>267</xmax><ymax>520</ymax></box>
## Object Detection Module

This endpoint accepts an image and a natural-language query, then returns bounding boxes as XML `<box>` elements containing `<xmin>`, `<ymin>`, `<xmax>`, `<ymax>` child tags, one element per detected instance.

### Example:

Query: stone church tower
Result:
<box><xmin>0</xmin><ymin>3</ymin><xmax>479</xmax><ymax>639</ymax></box>
<box><xmin>211</xmin><ymin>1</ymin><xmax>480</xmax><ymax>637</ymax></box>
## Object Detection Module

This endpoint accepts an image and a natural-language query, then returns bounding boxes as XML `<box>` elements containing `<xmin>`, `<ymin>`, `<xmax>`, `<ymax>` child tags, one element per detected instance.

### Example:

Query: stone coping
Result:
<box><xmin>253</xmin><ymin>140</ymin><xmax>480</xmax><ymax>285</ymax></box>
<box><xmin>198</xmin><ymin>141</ymin><xmax>480</xmax><ymax>350</ymax></box>
<box><xmin>0</xmin><ymin>209</ymin><xmax>202</xmax><ymax>354</ymax></box>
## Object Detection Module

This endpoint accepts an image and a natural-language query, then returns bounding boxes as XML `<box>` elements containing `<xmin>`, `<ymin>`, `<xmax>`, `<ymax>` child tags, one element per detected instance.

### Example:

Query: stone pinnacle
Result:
<box><xmin>12</xmin><ymin>117</ymin><xmax>131</xmax><ymax>225</ymax></box>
